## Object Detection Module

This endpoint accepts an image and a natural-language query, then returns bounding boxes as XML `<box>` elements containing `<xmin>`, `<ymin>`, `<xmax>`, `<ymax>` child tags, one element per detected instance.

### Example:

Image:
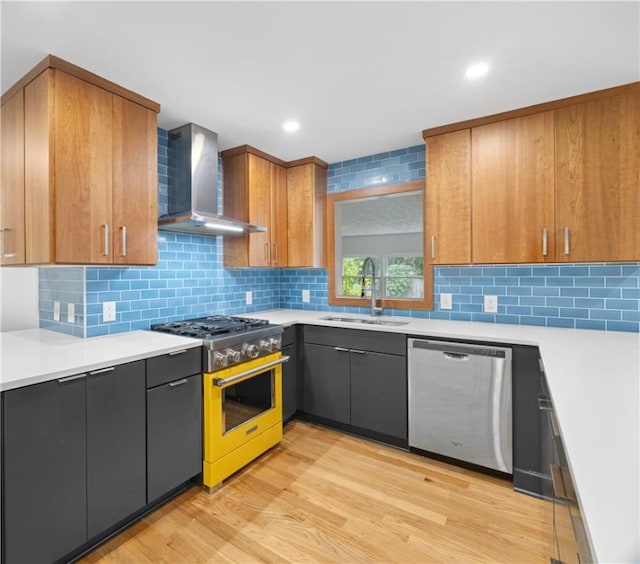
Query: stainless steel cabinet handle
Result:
<box><xmin>168</xmin><ymin>378</ymin><xmax>188</xmax><ymax>387</ymax></box>
<box><xmin>538</xmin><ymin>397</ymin><xmax>553</xmax><ymax>411</ymax></box>
<box><xmin>168</xmin><ymin>349</ymin><xmax>188</xmax><ymax>356</ymax></box>
<box><xmin>0</xmin><ymin>228</ymin><xmax>4</xmax><ymax>257</ymax></box>
<box><xmin>103</xmin><ymin>224</ymin><xmax>110</xmax><ymax>256</ymax></box>
<box><xmin>121</xmin><ymin>225</ymin><xmax>127</xmax><ymax>257</ymax></box>
<box><xmin>564</xmin><ymin>226</ymin><xmax>570</xmax><ymax>255</ymax></box>
<box><xmin>334</xmin><ymin>347</ymin><xmax>350</xmax><ymax>352</ymax></box>
<box><xmin>350</xmin><ymin>349</ymin><xmax>366</xmax><ymax>355</ymax></box>
<box><xmin>273</xmin><ymin>242</ymin><xmax>278</xmax><ymax>264</ymax></box>
<box><xmin>57</xmin><ymin>373</ymin><xmax>87</xmax><ymax>383</ymax></box>
<box><xmin>430</xmin><ymin>235</ymin><xmax>435</xmax><ymax>260</ymax></box>
<box><xmin>89</xmin><ymin>366</ymin><xmax>114</xmax><ymax>375</ymax></box>
<box><xmin>542</xmin><ymin>228</ymin><xmax>548</xmax><ymax>256</ymax></box>
<box><xmin>2</xmin><ymin>228</ymin><xmax>14</xmax><ymax>258</ymax></box>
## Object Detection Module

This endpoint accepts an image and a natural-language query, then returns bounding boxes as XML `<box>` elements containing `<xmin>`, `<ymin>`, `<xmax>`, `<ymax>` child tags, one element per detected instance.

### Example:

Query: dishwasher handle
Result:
<box><xmin>443</xmin><ymin>352</ymin><xmax>469</xmax><ymax>361</ymax></box>
<box><xmin>410</xmin><ymin>339</ymin><xmax>508</xmax><ymax>359</ymax></box>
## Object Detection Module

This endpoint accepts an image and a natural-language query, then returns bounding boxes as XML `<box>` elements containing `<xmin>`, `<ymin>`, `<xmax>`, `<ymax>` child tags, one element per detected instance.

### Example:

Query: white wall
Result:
<box><xmin>0</xmin><ymin>267</ymin><xmax>39</xmax><ymax>331</ymax></box>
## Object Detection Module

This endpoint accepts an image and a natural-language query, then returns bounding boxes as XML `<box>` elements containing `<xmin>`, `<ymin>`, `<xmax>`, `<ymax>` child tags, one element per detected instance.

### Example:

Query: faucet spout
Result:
<box><xmin>360</xmin><ymin>257</ymin><xmax>383</xmax><ymax>316</ymax></box>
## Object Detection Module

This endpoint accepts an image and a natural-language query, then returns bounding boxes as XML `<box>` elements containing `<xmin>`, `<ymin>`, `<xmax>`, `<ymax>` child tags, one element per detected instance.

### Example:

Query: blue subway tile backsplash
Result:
<box><xmin>37</xmin><ymin>129</ymin><xmax>640</xmax><ymax>336</ymax></box>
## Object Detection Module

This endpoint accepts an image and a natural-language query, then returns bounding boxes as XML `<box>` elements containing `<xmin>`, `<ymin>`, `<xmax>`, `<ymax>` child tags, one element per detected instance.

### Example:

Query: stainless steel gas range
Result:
<box><xmin>151</xmin><ymin>315</ymin><xmax>288</xmax><ymax>490</ymax></box>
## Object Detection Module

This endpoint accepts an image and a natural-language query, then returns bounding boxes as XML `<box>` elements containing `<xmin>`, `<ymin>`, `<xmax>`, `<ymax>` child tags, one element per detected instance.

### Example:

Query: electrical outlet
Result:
<box><xmin>302</xmin><ymin>289</ymin><xmax>311</xmax><ymax>303</ymax></box>
<box><xmin>53</xmin><ymin>301</ymin><xmax>61</xmax><ymax>321</ymax></box>
<box><xmin>103</xmin><ymin>301</ymin><xmax>116</xmax><ymax>322</ymax></box>
<box><xmin>484</xmin><ymin>295</ymin><xmax>498</xmax><ymax>313</ymax></box>
<box><xmin>67</xmin><ymin>303</ymin><xmax>75</xmax><ymax>323</ymax></box>
<box><xmin>440</xmin><ymin>293</ymin><xmax>453</xmax><ymax>310</ymax></box>
<box><xmin>245</xmin><ymin>291</ymin><xmax>252</xmax><ymax>305</ymax></box>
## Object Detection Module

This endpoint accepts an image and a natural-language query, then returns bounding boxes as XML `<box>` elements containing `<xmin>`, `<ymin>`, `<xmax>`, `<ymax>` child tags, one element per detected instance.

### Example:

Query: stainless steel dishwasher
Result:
<box><xmin>408</xmin><ymin>338</ymin><xmax>512</xmax><ymax>473</ymax></box>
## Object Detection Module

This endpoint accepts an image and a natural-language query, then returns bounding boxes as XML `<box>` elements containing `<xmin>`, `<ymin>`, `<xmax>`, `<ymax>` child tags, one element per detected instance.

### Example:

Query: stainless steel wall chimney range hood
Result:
<box><xmin>158</xmin><ymin>123</ymin><xmax>265</xmax><ymax>236</ymax></box>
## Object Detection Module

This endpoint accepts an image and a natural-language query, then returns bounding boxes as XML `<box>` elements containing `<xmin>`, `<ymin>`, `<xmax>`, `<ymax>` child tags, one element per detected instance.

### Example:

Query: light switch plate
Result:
<box><xmin>53</xmin><ymin>301</ymin><xmax>61</xmax><ymax>322</ymax></box>
<box><xmin>245</xmin><ymin>291</ymin><xmax>252</xmax><ymax>305</ymax></box>
<box><xmin>67</xmin><ymin>303</ymin><xmax>75</xmax><ymax>323</ymax></box>
<box><xmin>302</xmin><ymin>289</ymin><xmax>311</xmax><ymax>303</ymax></box>
<box><xmin>440</xmin><ymin>293</ymin><xmax>453</xmax><ymax>310</ymax></box>
<box><xmin>103</xmin><ymin>301</ymin><xmax>116</xmax><ymax>322</ymax></box>
<box><xmin>484</xmin><ymin>295</ymin><xmax>498</xmax><ymax>313</ymax></box>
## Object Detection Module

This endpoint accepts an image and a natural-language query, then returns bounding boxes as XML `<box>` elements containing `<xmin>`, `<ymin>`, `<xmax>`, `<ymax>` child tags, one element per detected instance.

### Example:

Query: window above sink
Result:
<box><xmin>326</xmin><ymin>180</ymin><xmax>433</xmax><ymax>311</ymax></box>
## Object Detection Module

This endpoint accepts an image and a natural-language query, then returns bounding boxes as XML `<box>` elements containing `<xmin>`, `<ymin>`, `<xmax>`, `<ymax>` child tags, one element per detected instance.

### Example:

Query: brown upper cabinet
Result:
<box><xmin>222</xmin><ymin>145</ymin><xmax>327</xmax><ymax>268</ymax></box>
<box><xmin>555</xmin><ymin>92</ymin><xmax>640</xmax><ymax>262</ymax></box>
<box><xmin>425</xmin><ymin>129</ymin><xmax>471</xmax><ymax>265</ymax></box>
<box><xmin>1</xmin><ymin>55</ymin><xmax>160</xmax><ymax>266</ymax></box>
<box><xmin>423</xmin><ymin>82</ymin><xmax>640</xmax><ymax>264</ymax></box>
<box><xmin>471</xmin><ymin>111</ymin><xmax>555</xmax><ymax>264</ymax></box>
<box><xmin>286</xmin><ymin>159</ymin><xmax>327</xmax><ymax>268</ymax></box>
<box><xmin>0</xmin><ymin>89</ymin><xmax>26</xmax><ymax>265</ymax></box>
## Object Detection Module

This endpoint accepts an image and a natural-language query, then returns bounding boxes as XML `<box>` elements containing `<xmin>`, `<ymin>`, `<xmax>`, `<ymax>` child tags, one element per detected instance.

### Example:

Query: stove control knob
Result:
<box><xmin>243</xmin><ymin>344</ymin><xmax>259</xmax><ymax>359</ymax></box>
<box><xmin>259</xmin><ymin>340</ymin><xmax>272</xmax><ymax>353</ymax></box>
<box><xmin>269</xmin><ymin>337</ymin><xmax>281</xmax><ymax>351</ymax></box>
<box><xmin>225</xmin><ymin>348</ymin><xmax>242</xmax><ymax>363</ymax></box>
<box><xmin>213</xmin><ymin>351</ymin><xmax>228</xmax><ymax>368</ymax></box>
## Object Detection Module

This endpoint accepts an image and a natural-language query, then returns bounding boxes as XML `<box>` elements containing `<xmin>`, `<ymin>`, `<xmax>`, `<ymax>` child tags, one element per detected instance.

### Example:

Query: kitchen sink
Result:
<box><xmin>321</xmin><ymin>316</ymin><xmax>409</xmax><ymax>326</ymax></box>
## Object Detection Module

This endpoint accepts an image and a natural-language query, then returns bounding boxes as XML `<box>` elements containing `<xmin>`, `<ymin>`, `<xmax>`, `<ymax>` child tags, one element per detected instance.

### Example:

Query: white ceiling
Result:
<box><xmin>2</xmin><ymin>1</ymin><xmax>639</xmax><ymax>164</ymax></box>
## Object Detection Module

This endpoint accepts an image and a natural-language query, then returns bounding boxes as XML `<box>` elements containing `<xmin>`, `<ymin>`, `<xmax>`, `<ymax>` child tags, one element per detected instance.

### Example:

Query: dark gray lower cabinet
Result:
<box><xmin>3</xmin><ymin>376</ymin><xmax>87</xmax><ymax>564</ymax></box>
<box><xmin>302</xmin><ymin>326</ymin><xmax>407</xmax><ymax>444</ymax></box>
<box><xmin>350</xmin><ymin>350</ymin><xmax>406</xmax><ymax>440</ymax></box>
<box><xmin>303</xmin><ymin>343</ymin><xmax>350</xmax><ymax>424</ymax></box>
<box><xmin>282</xmin><ymin>326</ymin><xmax>299</xmax><ymax>421</ymax></box>
<box><xmin>147</xmin><ymin>373</ymin><xmax>202</xmax><ymax>502</ymax></box>
<box><xmin>87</xmin><ymin>361</ymin><xmax>146</xmax><ymax>538</ymax></box>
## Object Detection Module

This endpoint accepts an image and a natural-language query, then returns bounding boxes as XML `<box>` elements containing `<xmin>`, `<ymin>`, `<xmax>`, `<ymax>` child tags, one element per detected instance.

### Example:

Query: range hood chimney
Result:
<box><xmin>158</xmin><ymin>123</ymin><xmax>265</xmax><ymax>236</ymax></box>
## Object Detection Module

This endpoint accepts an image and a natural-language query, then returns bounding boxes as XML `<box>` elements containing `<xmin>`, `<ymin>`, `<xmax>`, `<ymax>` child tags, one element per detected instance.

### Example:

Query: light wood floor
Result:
<box><xmin>82</xmin><ymin>420</ymin><xmax>551</xmax><ymax>563</ymax></box>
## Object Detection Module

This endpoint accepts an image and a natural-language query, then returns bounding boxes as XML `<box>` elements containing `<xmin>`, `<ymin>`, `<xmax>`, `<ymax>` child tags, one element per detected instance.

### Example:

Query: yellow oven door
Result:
<box><xmin>203</xmin><ymin>352</ymin><xmax>284</xmax><ymax>468</ymax></box>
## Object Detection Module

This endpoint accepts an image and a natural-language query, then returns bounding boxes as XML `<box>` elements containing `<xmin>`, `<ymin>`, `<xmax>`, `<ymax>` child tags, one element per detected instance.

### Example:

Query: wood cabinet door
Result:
<box><xmin>472</xmin><ymin>111</ymin><xmax>555</xmax><ymax>264</ymax></box>
<box><xmin>425</xmin><ymin>130</ymin><xmax>471</xmax><ymax>265</ymax></box>
<box><xmin>112</xmin><ymin>96</ymin><xmax>158</xmax><ymax>265</ymax></box>
<box><xmin>54</xmin><ymin>71</ymin><xmax>113</xmax><ymax>264</ymax></box>
<box><xmin>247</xmin><ymin>153</ymin><xmax>272</xmax><ymax>266</ymax></box>
<box><xmin>0</xmin><ymin>90</ymin><xmax>26</xmax><ymax>265</ymax></box>
<box><xmin>270</xmin><ymin>162</ymin><xmax>288</xmax><ymax>266</ymax></box>
<box><xmin>287</xmin><ymin>162</ymin><xmax>326</xmax><ymax>267</ymax></box>
<box><xmin>555</xmin><ymin>92</ymin><xmax>640</xmax><ymax>261</ymax></box>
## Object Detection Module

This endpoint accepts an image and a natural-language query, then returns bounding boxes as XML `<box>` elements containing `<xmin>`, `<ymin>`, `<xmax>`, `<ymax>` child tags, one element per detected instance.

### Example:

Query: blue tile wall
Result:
<box><xmin>39</xmin><ymin>267</ymin><xmax>85</xmax><ymax>337</ymax></box>
<box><xmin>328</xmin><ymin>145</ymin><xmax>425</xmax><ymax>193</ymax></box>
<box><xmin>84</xmin><ymin>233</ymin><xmax>280</xmax><ymax>337</ymax></box>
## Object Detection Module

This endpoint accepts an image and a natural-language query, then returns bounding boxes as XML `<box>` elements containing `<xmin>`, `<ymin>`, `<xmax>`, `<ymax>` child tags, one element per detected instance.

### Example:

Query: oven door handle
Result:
<box><xmin>213</xmin><ymin>356</ymin><xmax>290</xmax><ymax>388</ymax></box>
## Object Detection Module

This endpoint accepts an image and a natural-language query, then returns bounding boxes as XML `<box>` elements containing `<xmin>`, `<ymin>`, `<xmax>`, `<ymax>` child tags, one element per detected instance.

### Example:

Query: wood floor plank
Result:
<box><xmin>81</xmin><ymin>420</ymin><xmax>551</xmax><ymax>563</ymax></box>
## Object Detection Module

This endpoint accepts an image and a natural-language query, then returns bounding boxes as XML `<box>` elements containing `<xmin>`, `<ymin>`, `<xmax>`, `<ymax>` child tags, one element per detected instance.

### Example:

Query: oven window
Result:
<box><xmin>222</xmin><ymin>370</ymin><xmax>274</xmax><ymax>433</ymax></box>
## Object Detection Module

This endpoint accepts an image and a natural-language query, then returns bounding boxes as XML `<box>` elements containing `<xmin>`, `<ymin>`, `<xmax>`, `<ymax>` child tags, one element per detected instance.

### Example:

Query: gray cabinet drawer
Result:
<box><xmin>304</xmin><ymin>325</ymin><xmax>406</xmax><ymax>356</ymax></box>
<box><xmin>146</xmin><ymin>347</ymin><xmax>202</xmax><ymax>388</ymax></box>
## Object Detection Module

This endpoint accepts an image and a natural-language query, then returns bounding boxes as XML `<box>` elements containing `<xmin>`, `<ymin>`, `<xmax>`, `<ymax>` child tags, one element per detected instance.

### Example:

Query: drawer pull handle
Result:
<box><xmin>430</xmin><ymin>235</ymin><xmax>435</xmax><ymax>260</ymax></box>
<box><xmin>538</xmin><ymin>397</ymin><xmax>553</xmax><ymax>411</ymax></box>
<box><xmin>57</xmin><ymin>373</ymin><xmax>86</xmax><ymax>383</ymax></box>
<box><xmin>121</xmin><ymin>225</ymin><xmax>127</xmax><ymax>257</ymax></box>
<box><xmin>168</xmin><ymin>378</ymin><xmax>188</xmax><ymax>388</ymax></box>
<box><xmin>168</xmin><ymin>349</ymin><xmax>188</xmax><ymax>356</ymax></box>
<box><xmin>90</xmin><ymin>366</ymin><xmax>114</xmax><ymax>375</ymax></box>
<box><xmin>564</xmin><ymin>226</ymin><xmax>570</xmax><ymax>255</ymax></box>
<box><xmin>350</xmin><ymin>349</ymin><xmax>366</xmax><ymax>355</ymax></box>
<box><xmin>334</xmin><ymin>347</ymin><xmax>349</xmax><ymax>352</ymax></box>
<box><xmin>542</xmin><ymin>228</ymin><xmax>548</xmax><ymax>256</ymax></box>
<box><xmin>246</xmin><ymin>425</ymin><xmax>258</xmax><ymax>435</ymax></box>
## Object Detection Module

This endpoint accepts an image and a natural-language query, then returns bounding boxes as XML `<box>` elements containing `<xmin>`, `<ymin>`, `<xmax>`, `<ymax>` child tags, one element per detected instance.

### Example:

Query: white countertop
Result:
<box><xmin>0</xmin><ymin>329</ymin><xmax>202</xmax><ymax>391</ymax></box>
<box><xmin>248</xmin><ymin>309</ymin><xmax>640</xmax><ymax>564</ymax></box>
<box><xmin>0</xmin><ymin>312</ymin><xmax>638</xmax><ymax>562</ymax></box>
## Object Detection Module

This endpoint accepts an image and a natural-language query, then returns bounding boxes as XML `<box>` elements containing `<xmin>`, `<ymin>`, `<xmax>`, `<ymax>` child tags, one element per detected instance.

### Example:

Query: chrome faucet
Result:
<box><xmin>360</xmin><ymin>257</ymin><xmax>383</xmax><ymax>316</ymax></box>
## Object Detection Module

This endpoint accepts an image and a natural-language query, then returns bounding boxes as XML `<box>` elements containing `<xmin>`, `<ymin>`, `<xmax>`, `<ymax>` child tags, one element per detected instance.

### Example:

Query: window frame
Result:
<box><xmin>326</xmin><ymin>180</ymin><xmax>433</xmax><ymax>311</ymax></box>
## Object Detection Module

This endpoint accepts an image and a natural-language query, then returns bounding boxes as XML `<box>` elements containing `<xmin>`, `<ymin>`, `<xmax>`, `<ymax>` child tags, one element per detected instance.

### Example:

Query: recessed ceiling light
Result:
<box><xmin>465</xmin><ymin>62</ymin><xmax>489</xmax><ymax>79</ymax></box>
<box><xmin>283</xmin><ymin>120</ymin><xmax>300</xmax><ymax>133</ymax></box>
